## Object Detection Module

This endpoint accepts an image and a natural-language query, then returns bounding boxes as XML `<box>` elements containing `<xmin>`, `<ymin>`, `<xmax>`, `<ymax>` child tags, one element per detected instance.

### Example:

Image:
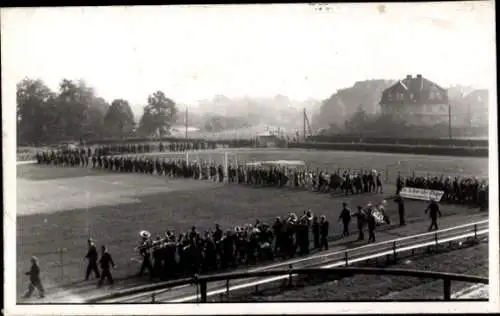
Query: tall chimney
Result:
<box><xmin>416</xmin><ymin>74</ymin><xmax>422</xmax><ymax>78</ymax></box>
<box><xmin>406</xmin><ymin>75</ymin><xmax>412</xmax><ymax>79</ymax></box>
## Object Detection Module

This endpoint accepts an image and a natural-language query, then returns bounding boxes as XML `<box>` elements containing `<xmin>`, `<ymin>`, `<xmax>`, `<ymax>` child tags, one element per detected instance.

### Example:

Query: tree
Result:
<box><xmin>346</xmin><ymin>104</ymin><xmax>368</xmax><ymax>132</ymax></box>
<box><xmin>138</xmin><ymin>91</ymin><xmax>177</xmax><ymax>137</ymax></box>
<box><xmin>52</xmin><ymin>79</ymin><xmax>109</xmax><ymax>142</ymax></box>
<box><xmin>16</xmin><ymin>78</ymin><xmax>57</xmax><ymax>145</ymax></box>
<box><xmin>103</xmin><ymin>99</ymin><xmax>135</xmax><ymax>139</ymax></box>
<box><xmin>85</xmin><ymin>97</ymin><xmax>110</xmax><ymax>139</ymax></box>
<box><xmin>55</xmin><ymin>79</ymin><xmax>93</xmax><ymax>141</ymax></box>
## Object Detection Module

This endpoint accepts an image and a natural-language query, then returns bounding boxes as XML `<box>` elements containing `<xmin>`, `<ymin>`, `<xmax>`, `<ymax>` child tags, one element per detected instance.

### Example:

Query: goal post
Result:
<box><xmin>183</xmin><ymin>150</ymin><xmax>240</xmax><ymax>183</ymax></box>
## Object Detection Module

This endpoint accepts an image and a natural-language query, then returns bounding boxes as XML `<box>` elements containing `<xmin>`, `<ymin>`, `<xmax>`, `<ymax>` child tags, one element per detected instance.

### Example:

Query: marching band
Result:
<box><xmin>124</xmin><ymin>201</ymin><xmax>392</xmax><ymax>281</ymax></box>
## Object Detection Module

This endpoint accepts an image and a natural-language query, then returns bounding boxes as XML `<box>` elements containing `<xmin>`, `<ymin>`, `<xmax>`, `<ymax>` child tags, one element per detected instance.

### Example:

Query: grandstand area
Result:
<box><xmin>16</xmin><ymin>148</ymin><xmax>489</xmax><ymax>303</ymax></box>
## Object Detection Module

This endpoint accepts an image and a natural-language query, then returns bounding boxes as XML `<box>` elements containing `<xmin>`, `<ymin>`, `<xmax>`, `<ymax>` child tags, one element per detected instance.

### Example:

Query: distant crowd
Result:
<box><xmin>91</xmin><ymin>141</ymin><xmax>218</xmax><ymax>156</ymax></box>
<box><xmin>35</xmin><ymin>147</ymin><xmax>489</xmax><ymax>208</ymax></box>
<box><xmin>396</xmin><ymin>174</ymin><xmax>488</xmax><ymax>209</ymax></box>
<box><xmin>35</xmin><ymin>148</ymin><xmax>386</xmax><ymax>197</ymax></box>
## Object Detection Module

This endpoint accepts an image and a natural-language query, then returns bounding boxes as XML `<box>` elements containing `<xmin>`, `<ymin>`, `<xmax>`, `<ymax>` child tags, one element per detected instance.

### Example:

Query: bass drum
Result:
<box><xmin>372</xmin><ymin>209</ymin><xmax>390</xmax><ymax>226</ymax></box>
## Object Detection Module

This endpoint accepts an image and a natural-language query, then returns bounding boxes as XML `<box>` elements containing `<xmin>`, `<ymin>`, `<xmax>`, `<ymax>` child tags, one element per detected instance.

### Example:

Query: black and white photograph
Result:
<box><xmin>2</xmin><ymin>2</ymin><xmax>498</xmax><ymax>314</ymax></box>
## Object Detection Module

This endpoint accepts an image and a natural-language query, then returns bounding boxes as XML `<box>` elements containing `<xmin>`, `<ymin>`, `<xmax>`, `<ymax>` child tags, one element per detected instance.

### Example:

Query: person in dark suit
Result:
<box><xmin>353</xmin><ymin>206</ymin><xmax>366</xmax><ymax>241</ymax></box>
<box><xmin>367</xmin><ymin>209</ymin><xmax>376</xmax><ymax>242</ymax></box>
<box><xmin>394</xmin><ymin>195</ymin><xmax>406</xmax><ymax>226</ymax></box>
<box><xmin>85</xmin><ymin>239</ymin><xmax>100</xmax><ymax>280</ymax></box>
<box><xmin>319</xmin><ymin>215</ymin><xmax>329</xmax><ymax>250</ymax></box>
<box><xmin>338</xmin><ymin>202</ymin><xmax>351</xmax><ymax>237</ymax></box>
<box><xmin>98</xmin><ymin>246</ymin><xmax>115</xmax><ymax>287</ymax></box>
<box><xmin>312</xmin><ymin>216</ymin><xmax>320</xmax><ymax>249</ymax></box>
<box><xmin>23</xmin><ymin>256</ymin><xmax>45</xmax><ymax>298</ymax></box>
<box><xmin>425</xmin><ymin>199</ymin><xmax>442</xmax><ymax>231</ymax></box>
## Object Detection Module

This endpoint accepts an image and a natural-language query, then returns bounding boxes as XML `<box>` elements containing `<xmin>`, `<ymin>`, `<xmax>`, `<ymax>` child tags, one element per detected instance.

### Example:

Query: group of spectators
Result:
<box><xmin>396</xmin><ymin>174</ymin><xmax>488</xmax><ymax>209</ymax></box>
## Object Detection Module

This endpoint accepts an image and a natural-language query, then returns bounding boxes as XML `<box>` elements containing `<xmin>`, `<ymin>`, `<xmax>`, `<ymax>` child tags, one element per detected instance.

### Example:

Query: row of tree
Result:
<box><xmin>16</xmin><ymin>78</ymin><xmax>178</xmax><ymax>145</ymax></box>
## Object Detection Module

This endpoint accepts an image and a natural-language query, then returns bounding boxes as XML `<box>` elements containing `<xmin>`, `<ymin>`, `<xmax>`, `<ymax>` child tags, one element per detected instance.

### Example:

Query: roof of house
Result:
<box><xmin>464</xmin><ymin>89</ymin><xmax>489</xmax><ymax>100</ymax></box>
<box><xmin>385</xmin><ymin>75</ymin><xmax>445</xmax><ymax>95</ymax></box>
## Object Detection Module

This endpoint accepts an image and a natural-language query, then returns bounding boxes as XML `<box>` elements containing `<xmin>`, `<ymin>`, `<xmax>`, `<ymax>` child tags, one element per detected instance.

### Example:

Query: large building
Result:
<box><xmin>463</xmin><ymin>89</ymin><xmax>489</xmax><ymax>126</ymax></box>
<box><xmin>379</xmin><ymin>74</ymin><xmax>451</xmax><ymax>126</ymax></box>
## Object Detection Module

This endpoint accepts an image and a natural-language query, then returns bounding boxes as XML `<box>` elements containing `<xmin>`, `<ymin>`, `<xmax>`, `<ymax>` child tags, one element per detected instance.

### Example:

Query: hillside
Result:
<box><xmin>312</xmin><ymin>80</ymin><xmax>489</xmax><ymax>132</ymax></box>
<box><xmin>192</xmin><ymin>95</ymin><xmax>319</xmax><ymax>132</ymax></box>
<box><xmin>311</xmin><ymin>79</ymin><xmax>395</xmax><ymax>130</ymax></box>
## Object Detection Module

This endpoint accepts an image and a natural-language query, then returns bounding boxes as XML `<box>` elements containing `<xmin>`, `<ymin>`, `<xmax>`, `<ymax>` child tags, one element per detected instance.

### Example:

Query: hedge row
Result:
<box><xmin>84</xmin><ymin>137</ymin><xmax>256</xmax><ymax>147</ymax></box>
<box><xmin>307</xmin><ymin>135</ymin><xmax>488</xmax><ymax>148</ymax></box>
<box><xmin>288</xmin><ymin>142</ymin><xmax>488</xmax><ymax>158</ymax></box>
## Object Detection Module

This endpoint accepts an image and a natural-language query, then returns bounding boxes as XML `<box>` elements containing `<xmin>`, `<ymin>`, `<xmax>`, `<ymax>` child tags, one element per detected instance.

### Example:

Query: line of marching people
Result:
<box><xmin>35</xmin><ymin>149</ymin><xmax>487</xmax><ymax>208</ymax></box>
<box><xmin>396</xmin><ymin>173</ymin><xmax>488</xmax><ymax>209</ymax></box>
<box><xmin>92</xmin><ymin>141</ymin><xmax>219</xmax><ymax>156</ymax></box>
<box><xmin>84</xmin><ymin>209</ymin><xmax>332</xmax><ymax>285</ymax></box>
<box><xmin>24</xmin><ymin>197</ymin><xmax>444</xmax><ymax>297</ymax></box>
<box><xmin>85</xmin><ymin>201</ymin><xmax>397</xmax><ymax>287</ymax></box>
<box><xmin>35</xmin><ymin>149</ymin><xmax>383</xmax><ymax>197</ymax></box>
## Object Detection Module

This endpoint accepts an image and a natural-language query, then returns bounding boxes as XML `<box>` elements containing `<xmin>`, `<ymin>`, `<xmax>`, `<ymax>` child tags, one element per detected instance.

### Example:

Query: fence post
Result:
<box><xmin>199</xmin><ymin>280</ymin><xmax>208</xmax><ymax>303</ymax></box>
<box><xmin>434</xmin><ymin>232</ymin><xmax>438</xmax><ymax>250</ymax></box>
<box><xmin>393</xmin><ymin>241</ymin><xmax>397</xmax><ymax>262</ymax></box>
<box><xmin>226</xmin><ymin>280</ymin><xmax>230</xmax><ymax>297</ymax></box>
<box><xmin>385</xmin><ymin>166</ymin><xmax>389</xmax><ymax>184</ymax></box>
<box><xmin>443</xmin><ymin>278</ymin><xmax>451</xmax><ymax>301</ymax></box>
<box><xmin>151</xmin><ymin>292</ymin><xmax>156</xmax><ymax>303</ymax></box>
<box><xmin>288</xmin><ymin>264</ymin><xmax>293</xmax><ymax>287</ymax></box>
<box><xmin>474</xmin><ymin>224</ymin><xmax>477</xmax><ymax>239</ymax></box>
<box><xmin>344</xmin><ymin>251</ymin><xmax>349</xmax><ymax>267</ymax></box>
<box><xmin>57</xmin><ymin>247</ymin><xmax>67</xmax><ymax>282</ymax></box>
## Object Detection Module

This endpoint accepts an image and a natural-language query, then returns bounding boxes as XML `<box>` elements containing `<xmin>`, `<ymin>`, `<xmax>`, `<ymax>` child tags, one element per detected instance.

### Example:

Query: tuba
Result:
<box><xmin>300</xmin><ymin>209</ymin><xmax>314</xmax><ymax>222</ymax></box>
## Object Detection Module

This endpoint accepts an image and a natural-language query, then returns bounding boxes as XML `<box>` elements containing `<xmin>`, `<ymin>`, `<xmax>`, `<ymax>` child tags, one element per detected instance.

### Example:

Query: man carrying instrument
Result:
<box><xmin>137</xmin><ymin>230</ymin><xmax>154</xmax><ymax>279</ymax></box>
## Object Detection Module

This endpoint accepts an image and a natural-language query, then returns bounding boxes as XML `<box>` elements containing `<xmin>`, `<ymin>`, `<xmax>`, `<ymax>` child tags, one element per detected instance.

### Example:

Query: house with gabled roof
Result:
<box><xmin>379</xmin><ymin>74</ymin><xmax>450</xmax><ymax>126</ymax></box>
<box><xmin>463</xmin><ymin>89</ymin><xmax>489</xmax><ymax>126</ymax></box>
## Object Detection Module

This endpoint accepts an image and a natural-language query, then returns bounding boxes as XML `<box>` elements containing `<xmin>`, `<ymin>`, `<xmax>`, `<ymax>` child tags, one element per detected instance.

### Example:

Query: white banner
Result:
<box><xmin>399</xmin><ymin>187</ymin><xmax>444</xmax><ymax>202</ymax></box>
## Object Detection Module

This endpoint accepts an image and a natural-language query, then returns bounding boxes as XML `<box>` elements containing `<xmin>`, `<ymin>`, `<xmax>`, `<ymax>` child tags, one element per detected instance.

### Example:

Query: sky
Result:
<box><xmin>1</xmin><ymin>2</ymin><xmax>496</xmax><ymax>110</ymax></box>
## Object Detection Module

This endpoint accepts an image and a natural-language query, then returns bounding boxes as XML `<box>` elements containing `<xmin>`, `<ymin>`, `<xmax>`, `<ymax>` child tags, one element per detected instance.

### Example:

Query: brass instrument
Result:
<box><xmin>299</xmin><ymin>209</ymin><xmax>314</xmax><ymax>223</ymax></box>
<box><xmin>134</xmin><ymin>230</ymin><xmax>175</xmax><ymax>254</ymax></box>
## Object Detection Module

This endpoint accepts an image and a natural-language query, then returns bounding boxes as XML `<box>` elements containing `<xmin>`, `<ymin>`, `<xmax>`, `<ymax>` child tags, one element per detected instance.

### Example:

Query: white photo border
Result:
<box><xmin>2</xmin><ymin>3</ymin><xmax>498</xmax><ymax>315</ymax></box>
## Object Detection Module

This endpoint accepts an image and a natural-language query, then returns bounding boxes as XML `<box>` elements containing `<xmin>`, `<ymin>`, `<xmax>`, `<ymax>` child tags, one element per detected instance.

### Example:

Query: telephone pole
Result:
<box><xmin>448</xmin><ymin>103</ymin><xmax>452</xmax><ymax>141</ymax></box>
<box><xmin>185</xmin><ymin>106</ymin><xmax>188</xmax><ymax>140</ymax></box>
<box><xmin>467</xmin><ymin>103</ymin><xmax>472</xmax><ymax>131</ymax></box>
<box><xmin>303</xmin><ymin>108</ymin><xmax>306</xmax><ymax>141</ymax></box>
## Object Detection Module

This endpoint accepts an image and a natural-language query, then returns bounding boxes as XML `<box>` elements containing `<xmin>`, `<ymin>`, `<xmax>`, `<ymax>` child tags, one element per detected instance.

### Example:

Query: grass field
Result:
<box><xmin>16</xmin><ymin>149</ymin><xmax>489</xmax><ymax>300</ymax></box>
<box><xmin>231</xmin><ymin>242</ymin><xmax>488</xmax><ymax>302</ymax></box>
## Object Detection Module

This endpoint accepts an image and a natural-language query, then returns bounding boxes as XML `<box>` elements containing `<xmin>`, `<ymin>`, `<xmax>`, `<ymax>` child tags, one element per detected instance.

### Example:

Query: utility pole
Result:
<box><xmin>467</xmin><ymin>103</ymin><xmax>472</xmax><ymax>131</ymax></box>
<box><xmin>185</xmin><ymin>106</ymin><xmax>188</xmax><ymax>140</ymax></box>
<box><xmin>448</xmin><ymin>103</ymin><xmax>452</xmax><ymax>141</ymax></box>
<box><xmin>303</xmin><ymin>108</ymin><xmax>306</xmax><ymax>141</ymax></box>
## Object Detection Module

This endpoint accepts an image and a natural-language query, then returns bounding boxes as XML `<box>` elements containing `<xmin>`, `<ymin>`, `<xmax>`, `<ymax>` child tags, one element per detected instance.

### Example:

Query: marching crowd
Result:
<box><xmin>84</xmin><ymin>202</ymin><xmax>392</xmax><ymax>287</ymax></box>
<box><xmin>35</xmin><ymin>148</ymin><xmax>488</xmax><ymax>206</ymax></box>
<box><xmin>24</xmin><ymin>145</ymin><xmax>482</xmax><ymax>297</ymax></box>
<box><xmin>25</xmin><ymin>195</ymin><xmax>445</xmax><ymax>295</ymax></box>
<box><xmin>35</xmin><ymin>148</ymin><xmax>385</xmax><ymax>197</ymax></box>
<box><xmin>396</xmin><ymin>174</ymin><xmax>488</xmax><ymax>209</ymax></box>
<box><xmin>91</xmin><ymin>141</ymin><xmax>218</xmax><ymax>156</ymax></box>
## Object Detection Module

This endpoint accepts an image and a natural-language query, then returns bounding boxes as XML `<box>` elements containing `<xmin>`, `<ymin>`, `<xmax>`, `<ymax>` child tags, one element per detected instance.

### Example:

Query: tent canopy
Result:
<box><xmin>245</xmin><ymin>160</ymin><xmax>306</xmax><ymax>168</ymax></box>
